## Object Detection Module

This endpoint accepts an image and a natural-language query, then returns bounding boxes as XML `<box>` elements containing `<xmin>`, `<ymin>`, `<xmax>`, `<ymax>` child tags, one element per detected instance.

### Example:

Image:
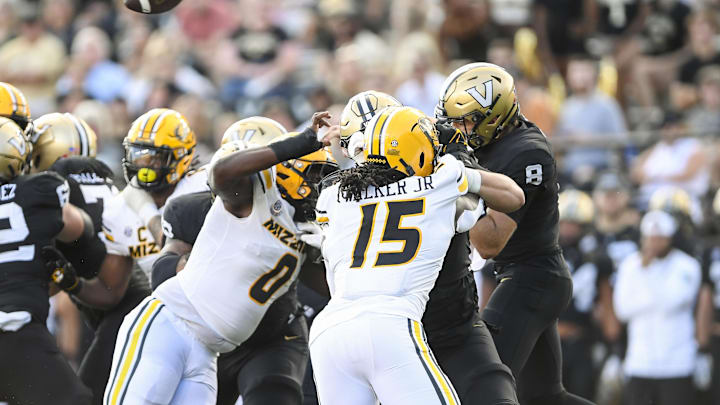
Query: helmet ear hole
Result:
<box><xmin>419</xmin><ymin>152</ymin><xmax>425</xmax><ymax>168</ymax></box>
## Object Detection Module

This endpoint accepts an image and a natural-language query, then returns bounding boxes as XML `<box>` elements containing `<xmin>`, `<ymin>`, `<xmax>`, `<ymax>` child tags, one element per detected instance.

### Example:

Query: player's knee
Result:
<box><xmin>243</xmin><ymin>377</ymin><xmax>303</xmax><ymax>405</ymax></box>
<box><xmin>461</xmin><ymin>363</ymin><xmax>518</xmax><ymax>405</ymax></box>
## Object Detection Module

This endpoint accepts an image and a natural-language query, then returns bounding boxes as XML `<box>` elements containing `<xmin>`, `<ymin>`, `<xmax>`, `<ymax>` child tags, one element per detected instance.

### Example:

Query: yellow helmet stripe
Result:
<box><xmin>66</xmin><ymin>113</ymin><xmax>89</xmax><ymax>156</ymax></box>
<box><xmin>379</xmin><ymin>107</ymin><xmax>400</xmax><ymax>156</ymax></box>
<box><xmin>148</xmin><ymin>110</ymin><xmax>174</xmax><ymax>142</ymax></box>
<box><xmin>371</xmin><ymin>111</ymin><xmax>390</xmax><ymax>156</ymax></box>
<box><xmin>14</xmin><ymin>87</ymin><xmax>28</xmax><ymax>117</ymax></box>
<box><xmin>0</xmin><ymin>83</ymin><xmax>18</xmax><ymax>115</ymax></box>
<box><xmin>137</xmin><ymin>110</ymin><xmax>157</xmax><ymax>140</ymax></box>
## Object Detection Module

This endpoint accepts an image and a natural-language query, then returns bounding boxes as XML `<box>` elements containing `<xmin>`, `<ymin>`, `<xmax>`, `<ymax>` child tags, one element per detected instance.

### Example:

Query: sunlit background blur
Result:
<box><xmin>3</xmin><ymin>0</ymin><xmax>720</xmax><ymax>404</ymax></box>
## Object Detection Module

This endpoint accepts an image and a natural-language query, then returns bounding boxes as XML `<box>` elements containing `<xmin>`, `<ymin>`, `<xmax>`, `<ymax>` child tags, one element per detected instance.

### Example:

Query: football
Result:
<box><xmin>124</xmin><ymin>0</ymin><xmax>182</xmax><ymax>14</ymax></box>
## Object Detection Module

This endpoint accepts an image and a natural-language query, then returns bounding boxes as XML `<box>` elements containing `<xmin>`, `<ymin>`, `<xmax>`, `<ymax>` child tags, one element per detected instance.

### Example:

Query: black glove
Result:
<box><xmin>42</xmin><ymin>246</ymin><xmax>83</xmax><ymax>294</ymax></box>
<box><xmin>435</xmin><ymin>122</ymin><xmax>478</xmax><ymax>168</ymax></box>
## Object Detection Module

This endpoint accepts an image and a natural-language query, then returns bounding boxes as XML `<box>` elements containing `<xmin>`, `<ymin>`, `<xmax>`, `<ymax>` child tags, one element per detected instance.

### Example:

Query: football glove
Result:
<box><xmin>42</xmin><ymin>246</ymin><xmax>83</xmax><ymax>294</ymax></box>
<box><xmin>436</xmin><ymin>122</ymin><xmax>469</xmax><ymax>153</ymax></box>
<box><xmin>436</xmin><ymin>122</ymin><xmax>479</xmax><ymax>168</ymax></box>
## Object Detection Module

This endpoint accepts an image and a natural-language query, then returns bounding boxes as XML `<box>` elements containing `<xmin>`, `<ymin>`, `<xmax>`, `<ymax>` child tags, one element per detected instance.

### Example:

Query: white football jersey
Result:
<box><xmin>102</xmin><ymin>168</ymin><xmax>209</xmax><ymax>278</ymax></box>
<box><xmin>154</xmin><ymin>166</ymin><xmax>306</xmax><ymax>349</ymax></box>
<box><xmin>310</xmin><ymin>154</ymin><xmax>472</xmax><ymax>342</ymax></box>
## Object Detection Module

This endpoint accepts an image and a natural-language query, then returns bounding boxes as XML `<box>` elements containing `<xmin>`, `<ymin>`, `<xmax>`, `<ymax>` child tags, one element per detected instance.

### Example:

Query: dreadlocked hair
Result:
<box><xmin>337</xmin><ymin>162</ymin><xmax>407</xmax><ymax>202</ymax></box>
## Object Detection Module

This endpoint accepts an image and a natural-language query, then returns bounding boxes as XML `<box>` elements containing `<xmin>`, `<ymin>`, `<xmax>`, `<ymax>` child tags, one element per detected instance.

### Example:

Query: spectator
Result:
<box><xmin>592</xmin><ymin>171</ymin><xmax>640</xmax><ymax>267</ymax></box>
<box><xmin>533</xmin><ymin>0</ymin><xmax>597</xmax><ymax>76</ymax></box>
<box><xmin>555</xmin><ymin>55</ymin><xmax>628</xmax><ymax>177</ymax></box>
<box><xmin>439</xmin><ymin>0</ymin><xmax>491</xmax><ymax>61</ymax></box>
<box><xmin>56</xmin><ymin>25</ymin><xmax>130</xmax><ymax>103</ymax></box>
<box><xmin>626</xmin><ymin>0</ymin><xmax>691</xmax><ymax>109</ymax></box>
<box><xmin>614</xmin><ymin>210</ymin><xmax>701</xmax><ymax>405</ymax></box>
<box><xmin>393</xmin><ymin>32</ymin><xmax>445</xmax><ymax>115</ymax></box>
<box><xmin>686</xmin><ymin>66</ymin><xmax>720</xmax><ymax>137</ymax></box>
<box><xmin>631</xmin><ymin>113</ymin><xmax>709</xmax><ymax>206</ymax></box>
<box><xmin>670</xmin><ymin>9</ymin><xmax>720</xmax><ymax>112</ymax></box>
<box><xmin>42</xmin><ymin>0</ymin><xmax>77</xmax><ymax>49</ymax></box>
<box><xmin>0</xmin><ymin>6</ymin><xmax>67</xmax><ymax>115</ymax></box>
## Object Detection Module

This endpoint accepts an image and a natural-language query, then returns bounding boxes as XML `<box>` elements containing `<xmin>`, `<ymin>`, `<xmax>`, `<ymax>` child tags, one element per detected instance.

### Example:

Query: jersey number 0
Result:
<box><xmin>351</xmin><ymin>198</ymin><xmax>425</xmax><ymax>268</ymax></box>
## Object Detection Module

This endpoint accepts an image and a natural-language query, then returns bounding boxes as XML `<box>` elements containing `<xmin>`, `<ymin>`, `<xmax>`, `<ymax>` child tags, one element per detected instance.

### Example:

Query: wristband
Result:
<box><xmin>269</xmin><ymin>128</ymin><xmax>323</xmax><ymax>162</ymax></box>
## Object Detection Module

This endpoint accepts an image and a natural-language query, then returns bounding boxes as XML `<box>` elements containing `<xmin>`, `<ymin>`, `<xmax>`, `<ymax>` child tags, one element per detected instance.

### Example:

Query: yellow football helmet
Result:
<box><xmin>0</xmin><ymin>117</ymin><xmax>30</xmax><ymax>182</ymax></box>
<box><xmin>221</xmin><ymin>116</ymin><xmax>287</xmax><ymax>146</ymax></box>
<box><xmin>0</xmin><ymin>82</ymin><xmax>31</xmax><ymax>133</ymax></box>
<box><xmin>435</xmin><ymin>62</ymin><xmax>519</xmax><ymax>148</ymax></box>
<box><xmin>363</xmin><ymin>106</ymin><xmax>439</xmax><ymax>178</ymax></box>
<box><xmin>649</xmin><ymin>187</ymin><xmax>692</xmax><ymax>218</ymax></box>
<box><xmin>123</xmin><ymin>108</ymin><xmax>196</xmax><ymax>190</ymax></box>
<box><xmin>340</xmin><ymin>90</ymin><xmax>402</xmax><ymax>144</ymax></box>
<box><xmin>558</xmin><ymin>190</ymin><xmax>595</xmax><ymax>224</ymax></box>
<box><xmin>30</xmin><ymin>113</ymin><xmax>97</xmax><ymax>172</ymax></box>
<box><xmin>275</xmin><ymin>132</ymin><xmax>339</xmax><ymax>220</ymax></box>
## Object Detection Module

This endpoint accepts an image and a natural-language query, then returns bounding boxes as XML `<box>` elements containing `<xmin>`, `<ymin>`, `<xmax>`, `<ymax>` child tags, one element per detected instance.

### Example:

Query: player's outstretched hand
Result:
<box><xmin>311</xmin><ymin>111</ymin><xmax>332</xmax><ymax>134</ymax></box>
<box><xmin>41</xmin><ymin>246</ymin><xmax>82</xmax><ymax>293</ymax></box>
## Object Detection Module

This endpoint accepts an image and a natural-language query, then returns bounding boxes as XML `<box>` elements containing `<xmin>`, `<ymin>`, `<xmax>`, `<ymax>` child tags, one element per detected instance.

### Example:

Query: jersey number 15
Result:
<box><xmin>351</xmin><ymin>198</ymin><xmax>425</xmax><ymax>269</ymax></box>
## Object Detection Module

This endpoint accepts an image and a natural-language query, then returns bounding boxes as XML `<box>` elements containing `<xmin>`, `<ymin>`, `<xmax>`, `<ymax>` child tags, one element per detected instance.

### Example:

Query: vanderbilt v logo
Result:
<box><xmin>466</xmin><ymin>80</ymin><xmax>493</xmax><ymax>108</ymax></box>
<box><xmin>7</xmin><ymin>135</ymin><xmax>25</xmax><ymax>155</ymax></box>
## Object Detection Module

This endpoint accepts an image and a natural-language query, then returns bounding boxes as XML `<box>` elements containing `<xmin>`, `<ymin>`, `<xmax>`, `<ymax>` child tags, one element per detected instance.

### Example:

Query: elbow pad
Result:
<box><xmin>151</xmin><ymin>252</ymin><xmax>181</xmax><ymax>290</ymax></box>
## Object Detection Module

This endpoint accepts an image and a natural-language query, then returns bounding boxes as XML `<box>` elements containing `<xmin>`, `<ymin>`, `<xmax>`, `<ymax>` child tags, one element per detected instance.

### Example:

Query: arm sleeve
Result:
<box><xmin>502</xmin><ymin>148</ymin><xmax>555</xmax><ymax>224</ymax></box>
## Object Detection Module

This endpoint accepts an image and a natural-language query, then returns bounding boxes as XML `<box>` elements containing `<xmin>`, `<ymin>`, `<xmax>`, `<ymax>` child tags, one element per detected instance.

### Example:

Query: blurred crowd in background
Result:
<box><xmin>4</xmin><ymin>0</ymin><xmax>720</xmax><ymax>404</ymax></box>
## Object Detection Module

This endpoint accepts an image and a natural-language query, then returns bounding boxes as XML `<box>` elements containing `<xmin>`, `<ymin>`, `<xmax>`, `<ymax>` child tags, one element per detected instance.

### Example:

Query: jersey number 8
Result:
<box><xmin>351</xmin><ymin>198</ymin><xmax>425</xmax><ymax>269</ymax></box>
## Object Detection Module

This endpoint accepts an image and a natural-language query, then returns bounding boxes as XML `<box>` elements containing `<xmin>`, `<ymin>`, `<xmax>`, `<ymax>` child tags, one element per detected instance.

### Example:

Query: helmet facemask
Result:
<box><xmin>277</xmin><ymin>156</ymin><xmax>339</xmax><ymax>222</ymax></box>
<box><xmin>123</xmin><ymin>144</ymin><xmax>179</xmax><ymax>191</ymax></box>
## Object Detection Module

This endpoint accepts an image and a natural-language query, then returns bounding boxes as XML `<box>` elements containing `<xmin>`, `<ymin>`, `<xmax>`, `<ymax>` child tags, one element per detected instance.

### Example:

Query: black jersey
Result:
<box><xmin>595</xmin><ymin>225</ymin><xmax>639</xmax><ymax>268</ymax></box>
<box><xmin>162</xmin><ymin>191</ymin><xmax>300</xmax><ymax>345</ymax></box>
<box><xmin>50</xmin><ymin>157</ymin><xmax>152</xmax><ymax>329</ymax></box>
<box><xmin>422</xmin><ymin>231</ymin><xmax>478</xmax><ymax>347</ymax></box>
<box><xmin>50</xmin><ymin>157</ymin><xmax>115</xmax><ymax>278</ymax></box>
<box><xmin>558</xmin><ymin>234</ymin><xmax>614</xmax><ymax>331</ymax></box>
<box><xmin>701</xmin><ymin>245</ymin><xmax>720</xmax><ymax>322</ymax></box>
<box><xmin>473</xmin><ymin>118</ymin><xmax>561</xmax><ymax>264</ymax></box>
<box><xmin>0</xmin><ymin>172</ymin><xmax>68</xmax><ymax>322</ymax></box>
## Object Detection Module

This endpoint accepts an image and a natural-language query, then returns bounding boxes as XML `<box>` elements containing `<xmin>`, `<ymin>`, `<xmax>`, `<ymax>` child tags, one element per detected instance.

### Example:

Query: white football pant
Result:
<box><xmin>103</xmin><ymin>297</ymin><xmax>217</xmax><ymax>405</ymax></box>
<box><xmin>310</xmin><ymin>314</ymin><xmax>461</xmax><ymax>405</ymax></box>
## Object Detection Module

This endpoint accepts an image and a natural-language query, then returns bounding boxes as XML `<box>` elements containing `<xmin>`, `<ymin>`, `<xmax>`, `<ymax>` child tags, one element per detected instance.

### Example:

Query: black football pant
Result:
<box><xmin>626</xmin><ymin>376</ymin><xmax>693</xmax><ymax>405</ymax></box>
<box><xmin>216</xmin><ymin>315</ymin><xmax>309</xmax><ymax>405</ymax></box>
<box><xmin>561</xmin><ymin>338</ymin><xmax>596</xmax><ymax>401</ymax></box>
<box><xmin>432</xmin><ymin>316</ymin><xmax>519</xmax><ymax>404</ymax></box>
<box><xmin>0</xmin><ymin>321</ymin><xmax>92</xmax><ymax>405</ymax></box>
<box><xmin>481</xmin><ymin>258</ymin><xmax>595</xmax><ymax>405</ymax></box>
<box><xmin>77</xmin><ymin>290</ymin><xmax>148</xmax><ymax>405</ymax></box>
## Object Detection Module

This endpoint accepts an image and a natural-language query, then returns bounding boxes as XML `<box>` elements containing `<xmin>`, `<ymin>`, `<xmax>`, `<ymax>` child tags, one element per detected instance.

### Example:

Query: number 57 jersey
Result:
<box><xmin>311</xmin><ymin>154</ymin><xmax>474</xmax><ymax>340</ymax></box>
<box><xmin>154</xmin><ymin>168</ymin><xmax>306</xmax><ymax>352</ymax></box>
